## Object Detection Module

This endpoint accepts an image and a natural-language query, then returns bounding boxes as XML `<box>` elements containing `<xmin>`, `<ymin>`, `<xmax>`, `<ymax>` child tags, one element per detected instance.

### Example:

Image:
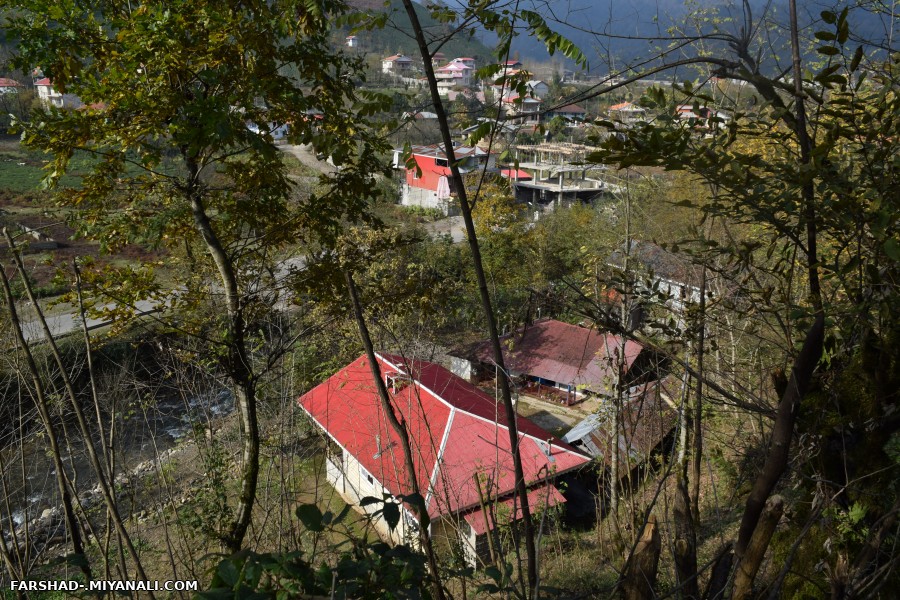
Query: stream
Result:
<box><xmin>2</xmin><ymin>388</ymin><xmax>236</xmax><ymax>535</ymax></box>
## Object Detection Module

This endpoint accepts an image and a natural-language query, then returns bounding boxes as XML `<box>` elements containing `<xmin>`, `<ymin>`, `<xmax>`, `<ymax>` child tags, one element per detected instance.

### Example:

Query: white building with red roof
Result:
<box><xmin>608</xmin><ymin>101</ymin><xmax>647</xmax><ymax>126</ymax></box>
<box><xmin>298</xmin><ymin>353</ymin><xmax>589</xmax><ymax>566</ymax></box>
<box><xmin>434</xmin><ymin>59</ymin><xmax>474</xmax><ymax>93</ymax></box>
<box><xmin>0</xmin><ymin>78</ymin><xmax>24</xmax><ymax>94</ymax></box>
<box><xmin>382</xmin><ymin>54</ymin><xmax>413</xmax><ymax>75</ymax></box>
<box><xmin>34</xmin><ymin>77</ymin><xmax>82</xmax><ymax>109</ymax></box>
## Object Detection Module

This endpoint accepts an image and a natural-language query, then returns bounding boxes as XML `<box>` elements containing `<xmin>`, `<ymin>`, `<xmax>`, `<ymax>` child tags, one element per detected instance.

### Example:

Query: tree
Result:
<box><xmin>580</xmin><ymin>3</ymin><xmax>899</xmax><ymax>595</ymax></box>
<box><xmin>3</xmin><ymin>0</ymin><xmax>389</xmax><ymax>553</ymax></box>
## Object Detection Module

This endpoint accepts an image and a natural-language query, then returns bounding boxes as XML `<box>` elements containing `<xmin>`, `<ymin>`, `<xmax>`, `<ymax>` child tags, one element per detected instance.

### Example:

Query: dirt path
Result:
<box><xmin>278</xmin><ymin>143</ymin><xmax>337</xmax><ymax>174</ymax></box>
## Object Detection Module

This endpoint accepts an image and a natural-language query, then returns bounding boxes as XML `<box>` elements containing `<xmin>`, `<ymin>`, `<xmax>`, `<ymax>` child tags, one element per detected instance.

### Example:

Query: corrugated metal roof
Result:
<box><xmin>462</xmin><ymin>483</ymin><xmax>565</xmax><ymax>535</ymax></box>
<box><xmin>562</xmin><ymin>377</ymin><xmax>680</xmax><ymax>475</ymax></box>
<box><xmin>469</xmin><ymin>319</ymin><xmax>644</xmax><ymax>395</ymax></box>
<box><xmin>298</xmin><ymin>353</ymin><xmax>588</xmax><ymax>520</ymax></box>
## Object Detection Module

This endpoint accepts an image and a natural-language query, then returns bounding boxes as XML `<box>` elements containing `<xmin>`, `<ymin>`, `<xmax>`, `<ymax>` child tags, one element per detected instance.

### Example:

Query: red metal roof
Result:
<box><xmin>462</xmin><ymin>483</ymin><xmax>565</xmax><ymax>535</ymax></box>
<box><xmin>34</xmin><ymin>77</ymin><xmax>52</xmax><ymax>86</ymax></box>
<box><xmin>469</xmin><ymin>319</ymin><xmax>644</xmax><ymax>394</ymax></box>
<box><xmin>298</xmin><ymin>353</ymin><xmax>588</xmax><ymax>519</ymax></box>
<box><xmin>0</xmin><ymin>78</ymin><xmax>23</xmax><ymax>88</ymax></box>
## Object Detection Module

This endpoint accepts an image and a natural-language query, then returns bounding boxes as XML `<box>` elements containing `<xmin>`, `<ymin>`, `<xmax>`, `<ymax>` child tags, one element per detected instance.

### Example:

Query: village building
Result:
<box><xmin>608</xmin><ymin>101</ymin><xmax>647</xmax><ymax>127</ymax></box>
<box><xmin>562</xmin><ymin>377</ymin><xmax>680</xmax><ymax>482</ymax></box>
<box><xmin>345</xmin><ymin>35</ymin><xmax>358</xmax><ymax>48</ymax></box>
<box><xmin>34</xmin><ymin>78</ymin><xmax>82</xmax><ymax>109</ymax></box>
<box><xmin>607</xmin><ymin>240</ymin><xmax>705</xmax><ymax>316</ymax></box>
<box><xmin>298</xmin><ymin>353</ymin><xmax>589</xmax><ymax>566</ymax></box>
<box><xmin>431</xmin><ymin>52</ymin><xmax>446</xmax><ymax>66</ymax></box>
<box><xmin>0</xmin><ymin>78</ymin><xmax>24</xmax><ymax>94</ymax></box>
<box><xmin>526</xmin><ymin>80</ymin><xmax>550</xmax><ymax>99</ymax></box>
<box><xmin>382</xmin><ymin>54</ymin><xmax>414</xmax><ymax>75</ymax></box>
<box><xmin>546</xmin><ymin>103</ymin><xmax>587</xmax><ymax>122</ymax></box>
<box><xmin>675</xmin><ymin>104</ymin><xmax>732</xmax><ymax>133</ymax></box>
<box><xmin>392</xmin><ymin>143</ymin><xmax>496</xmax><ymax>214</ymax></box>
<box><xmin>509</xmin><ymin>142</ymin><xmax>618</xmax><ymax>208</ymax></box>
<box><xmin>435</xmin><ymin>60</ymin><xmax>474</xmax><ymax>94</ymax></box>
<box><xmin>501</xmin><ymin>95</ymin><xmax>542</xmax><ymax>123</ymax></box>
<box><xmin>450</xmin><ymin>318</ymin><xmax>660</xmax><ymax>405</ymax></box>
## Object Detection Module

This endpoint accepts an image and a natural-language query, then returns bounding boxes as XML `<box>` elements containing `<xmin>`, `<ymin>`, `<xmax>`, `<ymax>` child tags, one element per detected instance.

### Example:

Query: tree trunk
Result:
<box><xmin>704</xmin><ymin>544</ymin><xmax>733</xmax><ymax>600</ymax></box>
<box><xmin>621</xmin><ymin>514</ymin><xmax>661</xmax><ymax>600</ymax></box>
<box><xmin>733</xmin><ymin>495</ymin><xmax>784</xmax><ymax>600</ymax></box>
<box><xmin>397</xmin><ymin>1</ymin><xmax>538</xmax><ymax>593</ymax></box>
<box><xmin>344</xmin><ymin>271</ymin><xmax>448</xmax><ymax>600</ymax></box>
<box><xmin>0</xmin><ymin>262</ymin><xmax>91</xmax><ymax>581</ymax></box>
<box><xmin>735</xmin><ymin>315</ymin><xmax>823</xmax><ymax>560</ymax></box>
<box><xmin>187</xmin><ymin>179</ymin><xmax>259</xmax><ymax>553</ymax></box>
<box><xmin>674</xmin><ymin>476</ymin><xmax>699</xmax><ymax>599</ymax></box>
<box><xmin>3</xmin><ymin>231</ymin><xmax>153</xmax><ymax>585</ymax></box>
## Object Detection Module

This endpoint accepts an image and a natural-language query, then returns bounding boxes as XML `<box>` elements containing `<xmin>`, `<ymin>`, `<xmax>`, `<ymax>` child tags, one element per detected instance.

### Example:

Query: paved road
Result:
<box><xmin>20</xmin><ymin>299</ymin><xmax>166</xmax><ymax>344</ymax></box>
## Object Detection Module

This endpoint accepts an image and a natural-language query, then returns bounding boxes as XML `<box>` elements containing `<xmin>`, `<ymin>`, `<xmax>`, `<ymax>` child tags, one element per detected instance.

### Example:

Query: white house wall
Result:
<box><xmin>333</xmin><ymin>449</ymin><xmax>420</xmax><ymax>548</ymax></box>
<box><xmin>401</xmin><ymin>184</ymin><xmax>449</xmax><ymax>214</ymax></box>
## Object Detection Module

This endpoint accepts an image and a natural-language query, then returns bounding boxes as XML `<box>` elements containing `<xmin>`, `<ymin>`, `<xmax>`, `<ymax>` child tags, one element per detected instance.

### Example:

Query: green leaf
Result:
<box><xmin>850</xmin><ymin>46</ymin><xmax>864</xmax><ymax>72</ymax></box>
<box><xmin>382</xmin><ymin>502</ymin><xmax>400</xmax><ymax>530</ymax></box>
<box><xmin>817</xmin><ymin>45</ymin><xmax>840</xmax><ymax>56</ymax></box>
<box><xmin>884</xmin><ymin>238</ymin><xmax>900</xmax><ymax>261</ymax></box>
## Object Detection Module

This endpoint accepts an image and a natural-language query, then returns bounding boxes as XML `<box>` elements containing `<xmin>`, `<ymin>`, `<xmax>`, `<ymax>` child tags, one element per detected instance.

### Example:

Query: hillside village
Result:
<box><xmin>0</xmin><ymin>1</ymin><xmax>897</xmax><ymax>598</ymax></box>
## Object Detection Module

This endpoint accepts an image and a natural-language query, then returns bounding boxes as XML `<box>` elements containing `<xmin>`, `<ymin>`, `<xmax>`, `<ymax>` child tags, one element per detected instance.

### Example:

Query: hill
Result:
<box><xmin>345</xmin><ymin>0</ymin><xmax>495</xmax><ymax>63</ymax></box>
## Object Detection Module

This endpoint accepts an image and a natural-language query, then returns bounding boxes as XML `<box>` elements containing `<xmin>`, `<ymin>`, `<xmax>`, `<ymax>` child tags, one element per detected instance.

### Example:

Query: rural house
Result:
<box><xmin>608</xmin><ymin>101</ymin><xmax>647</xmax><ymax>127</ymax></box>
<box><xmin>392</xmin><ymin>143</ymin><xmax>496</xmax><ymax>214</ymax></box>
<box><xmin>0</xmin><ymin>78</ymin><xmax>24</xmax><ymax>94</ymax></box>
<box><xmin>451</xmin><ymin>319</ymin><xmax>660</xmax><ymax>404</ymax></box>
<box><xmin>562</xmin><ymin>377</ymin><xmax>680</xmax><ymax>484</ymax></box>
<box><xmin>382</xmin><ymin>54</ymin><xmax>413</xmax><ymax>75</ymax></box>
<box><xmin>298</xmin><ymin>353</ymin><xmax>589</xmax><ymax>567</ymax></box>
<box><xmin>34</xmin><ymin>77</ymin><xmax>82</xmax><ymax>109</ymax></box>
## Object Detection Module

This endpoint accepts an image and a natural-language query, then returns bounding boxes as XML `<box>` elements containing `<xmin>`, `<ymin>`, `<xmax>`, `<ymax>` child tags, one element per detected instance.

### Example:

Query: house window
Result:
<box><xmin>360</xmin><ymin>463</ymin><xmax>374</xmax><ymax>486</ymax></box>
<box><xmin>435</xmin><ymin>158</ymin><xmax>448</xmax><ymax>167</ymax></box>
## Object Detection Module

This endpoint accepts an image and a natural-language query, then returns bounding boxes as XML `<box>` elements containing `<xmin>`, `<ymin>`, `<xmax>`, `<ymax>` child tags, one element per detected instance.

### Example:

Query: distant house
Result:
<box><xmin>562</xmin><ymin>377</ymin><xmax>680</xmax><ymax>480</ymax></box>
<box><xmin>675</xmin><ymin>104</ymin><xmax>731</xmax><ymax>132</ymax></box>
<box><xmin>608</xmin><ymin>101</ymin><xmax>646</xmax><ymax>126</ymax></box>
<box><xmin>298</xmin><ymin>353</ymin><xmax>589</xmax><ymax>566</ymax></box>
<box><xmin>345</xmin><ymin>35</ymin><xmax>358</xmax><ymax>48</ymax></box>
<box><xmin>34</xmin><ymin>78</ymin><xmax>82</xmax><ymax>109</ymax></box>
<box><xmin>435</xmin><ymin>60</ymin><xmax>474</xmax><ymax>93</ymax></box>
<box><xmin>451</xmin><ymin>318</ymin><xmax>659</xmax><ymax>404</ymax></box>
<box><xmin>392</xmin><ymin>143</ymin><xmax>496</xmax><ymax>214</ymax></box>
<box><xmin>431</xmin><ymin>52</ymin><xmax>446</xmax><ymax>66</ymax></box>
<box><xmin>0</xmin><ymin>78</ymin><xmax>24</xmax><ymax>94</ymax></box>
<box><xmin>502</xmin><ymin>95</ymin><xmax>542</xmax><ymax>123</ymax></box>
<box><xmin>460</xmin><ymin>117</ymin><xmax>517</xmax><ymax>141</ymax></box>
<box><xmin>382</xmin><ymin>54</ymin><xmax>414</xmax><ymax>75</ymax></box>
<box><xmin>546</xmin><ymin>103</ymin><xmax>587</xmax><ymax>122</ymax></box>
<box><xmin>607</xmin><ymin>240</ymin><xmax>705</xmax><ymax>315</ymax></box>
<box><xmin>526</xmin><ymin>80</ymin><xmax>550</xmax><ymax>99</ymax></box>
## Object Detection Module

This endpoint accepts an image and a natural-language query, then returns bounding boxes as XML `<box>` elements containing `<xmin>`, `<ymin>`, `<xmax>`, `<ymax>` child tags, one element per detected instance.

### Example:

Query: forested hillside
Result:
<box><xmin>0</xmin><ymin>0</ymin><xmax>897</xmax><ymax>599</ymax></box>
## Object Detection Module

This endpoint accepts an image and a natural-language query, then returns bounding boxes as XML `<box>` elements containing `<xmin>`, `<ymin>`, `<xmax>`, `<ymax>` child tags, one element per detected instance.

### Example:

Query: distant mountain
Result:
<box><xmin>468</xmin><ymin>0</ymin><xmax>895</xmax><ymax>77</ymax></box>
<box><xmin>346</xmin><ymin>0</ymin><xmax>494</xmax><ymax>64</ymax></box>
